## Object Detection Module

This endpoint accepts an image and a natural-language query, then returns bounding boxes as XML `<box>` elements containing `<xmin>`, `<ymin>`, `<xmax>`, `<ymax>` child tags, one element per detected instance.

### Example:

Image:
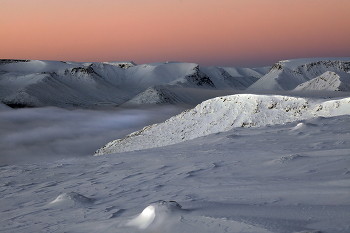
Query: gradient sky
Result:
<box><xmin>1</xmin><ymin>0</ymin><xmax>349</xmax><ymax>67</ymax></box>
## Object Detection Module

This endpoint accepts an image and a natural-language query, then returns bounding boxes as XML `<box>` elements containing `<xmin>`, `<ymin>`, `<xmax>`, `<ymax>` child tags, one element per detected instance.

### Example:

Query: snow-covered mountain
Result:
<box><xmin>199</xmin><ymin>66</ymin><xmax>268</xmax><ymax>89</ymax></box>
<box><xmin>293</xmin><ymin>71</ymin><xmax>350</xmax><ymax>91</ymax></box>
<box><xmin>122</xmin><ymin>66</ymin><xmax>269</xmax><ymax>106</ymax></box>
<box><xmin>248</xmin><ymin>57</ymin><xmax>350</xmax><ymax>91</ymax></box>
<box><xmin>0</xmin><ymin>60</ymin><xmax>131</xmax><ymax>107</ymax></box>
<box><xmin>95</xmin><ymin>94</ymin><xmax>350</xmax><ymax>155</ymax></box>
<box><xmin>122</xmin><ymin>85</ymin><xmax>192</xmax><ymax>105</ymax></box>
<box><xmin>0</xmin><ymin>60</ymin><xmax>267</xmax><ymax>108</ymax></box>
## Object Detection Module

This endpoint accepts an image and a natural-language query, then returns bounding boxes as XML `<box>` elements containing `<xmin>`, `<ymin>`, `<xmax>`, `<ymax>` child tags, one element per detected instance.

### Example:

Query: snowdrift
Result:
<box><xmin>95</xmin><ymin>94</ymin><xmax>350</xmax><ymax>155</ymax></box>
<box><xmin>126</xmin><ymin>201</ymin><xmax>183</xmax><ymax>231</ymax></box>
<box><xmin>50</xmin><ymin>192</ymin><xmax>95</xmax><ymax>207</ymax></box>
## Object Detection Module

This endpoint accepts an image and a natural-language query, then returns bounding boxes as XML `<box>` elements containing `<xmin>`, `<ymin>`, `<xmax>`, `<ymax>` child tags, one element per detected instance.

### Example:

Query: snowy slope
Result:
<box><xmin>2</xmin><ymin>114</ymin><xmax>350</xmax><ymax>233</ymax></box>
<box><xmin>122</xmin><ymin>65</ymin><xmax>269</xmax><ymax>105</ymax></box>
<box><xmin>199</xmin><ymin>66</ymin><xmax>262</xmax><ymax>90</ymax></box>
<box><xmin>294</xmin><ymin>71</ymin><xmax>350</xmax><ymax>91</ymax></box>
<box><xmin>0</xmin><ymin>60</ymin><xmax>268</xmax><ymax>108</ymax></box>
<box><xmin>95</xmin><ymin>94</ymin><xmax>350</xmax><ymax>155</ymax></box>
<box><xmin>122</xmin><ymin>85</ymin><xmax>193</xmax><ymax>105</ymax></box>
<box><xmin>248</xmin><ymin>57</ymin><xmax>350</xmax><ymax>91</ymax></box>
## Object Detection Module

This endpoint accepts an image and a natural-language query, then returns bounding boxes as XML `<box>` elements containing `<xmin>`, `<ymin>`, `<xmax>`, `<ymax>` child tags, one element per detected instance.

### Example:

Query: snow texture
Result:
<box><xmin>1</xmin><ymin>115</ymin><xmax>350</xmax><ymax>233</ymax></box>
<box><xmin>95</xmin><ymin>94</ymin><xmax>350</xmax><ymax>155</ymax></box>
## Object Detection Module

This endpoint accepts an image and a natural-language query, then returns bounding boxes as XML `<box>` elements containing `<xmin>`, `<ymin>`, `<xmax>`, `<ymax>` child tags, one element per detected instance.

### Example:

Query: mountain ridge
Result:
<box><xmin>293</xmin><ymin>71</ymin><xmax>350</xmax><ymax>91</ymax></box>
<box><xmin>95</xmin><ymin>94</ymin><xmax>350</xmax><ymax>155</ymax></box>
<box><xmin>0</xmin><ymin>60</ymin><xmax>268</xmax><ymax>108</ymax></box>
<box><xmin>248</xmin><ymin>57</ymin><xmax>350</xmax><ymax>91</ymax></box>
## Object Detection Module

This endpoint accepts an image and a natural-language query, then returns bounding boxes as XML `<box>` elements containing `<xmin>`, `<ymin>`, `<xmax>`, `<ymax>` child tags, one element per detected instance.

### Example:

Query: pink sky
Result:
<box><xmin>1</xmin><ymin>0</ymin><xmax>349</xmax><ymax>67</ymax></box>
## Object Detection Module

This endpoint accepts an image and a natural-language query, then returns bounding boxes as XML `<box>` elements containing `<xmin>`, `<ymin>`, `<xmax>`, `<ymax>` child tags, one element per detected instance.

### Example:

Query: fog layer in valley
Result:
<box><xmin>0</xmin><ymin>105</ymin><xmax>189</xmax><ymax>165</ymax></box>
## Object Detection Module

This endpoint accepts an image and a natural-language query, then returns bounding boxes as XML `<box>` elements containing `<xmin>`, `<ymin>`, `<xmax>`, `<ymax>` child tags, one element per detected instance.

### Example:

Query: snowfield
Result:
<box><xmin>1</xmin><ymin>115</ymin><xmax>350</xmax><ymax>232</ymax></box>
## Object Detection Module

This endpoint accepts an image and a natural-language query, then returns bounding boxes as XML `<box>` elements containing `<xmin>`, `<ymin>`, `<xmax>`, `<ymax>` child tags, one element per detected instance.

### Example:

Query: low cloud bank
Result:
<box><xmin>0</xmin><ymin>105</ymin><xmax>188</xmax><ymax>165</ymax></box>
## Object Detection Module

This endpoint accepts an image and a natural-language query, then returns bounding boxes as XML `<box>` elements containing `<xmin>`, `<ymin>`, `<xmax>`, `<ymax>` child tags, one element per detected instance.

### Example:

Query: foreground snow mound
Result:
<box><xmin>126</xmin><ymin>201</ymin><xmax>183</xmax><ymax>231</ymax></box>
<box><xmin>294</xmin><ymin>71</ymin><xmax>350</xmax><ymax>91</ymax></box>
<box><xmin>50</xmin><ymin>192</ymin><xmax>94</xmax><ymax>207</ymax></box>
<box><xmin>248</xmin><ymin>57</ymin><xmax>350</xmax><ymax>91</ymax></box>
<box><xmin>95</xmin><ymin>94</ymin><xmax>350</xmax><ymax>155</ymax></box>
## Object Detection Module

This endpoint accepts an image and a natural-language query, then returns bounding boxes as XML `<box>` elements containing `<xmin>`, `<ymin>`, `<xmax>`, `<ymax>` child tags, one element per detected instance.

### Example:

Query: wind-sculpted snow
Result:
<box><xmin>50</xmin><ymin>192</ymin><xmax>95</xmax><ymax>207</ymax></box>
<box><xmin>95</xmin><ymin>94</ymin><xmax>350</xmax><ymax>155</ymax></box>
<box><xmin>2</xmin><ymin>115</ymin><xmax>350</xmax><ymax>233</ymax></box>
<box><xmin>248</xmin><ymin>57</ymin><xmax>350</xmax><ymax>91</ymax></box>
<box><xmin>125</xmin><ymin>201</ymin><xmax>183</xmax><ymax>231</ymax></box>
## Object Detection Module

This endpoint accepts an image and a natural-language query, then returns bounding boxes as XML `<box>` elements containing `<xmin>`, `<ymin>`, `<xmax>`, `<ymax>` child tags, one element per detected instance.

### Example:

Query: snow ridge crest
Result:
<box><xmin>95</xmin><ymin>94</ymin><xmax>350</xmax><ymax>155</ymax></box>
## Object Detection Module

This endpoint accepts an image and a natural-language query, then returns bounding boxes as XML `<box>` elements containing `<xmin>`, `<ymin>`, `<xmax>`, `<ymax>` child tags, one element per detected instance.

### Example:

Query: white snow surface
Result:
<box><xmin>2</xmin><ymin>58</ymin><xmax>350</xmax><ymax>233</ymax></box>
<box><xmin>1</xmin><ymin>114</ymin><xmax>350</xmax><ymax>232</ymax></box>
<box><xmin>294</xmin><ymin>71</ymin><xmax>350</xmax><ymax>91</ymax></box>
<box><xmin>248</xmin><ymin>57</ymin><xmax>350</xmax><ymax>91</ymax></box>
<box><xmin>95</xmin><ymin>94</ymin><xmax>350</xmax><ymax>155</ymax></box>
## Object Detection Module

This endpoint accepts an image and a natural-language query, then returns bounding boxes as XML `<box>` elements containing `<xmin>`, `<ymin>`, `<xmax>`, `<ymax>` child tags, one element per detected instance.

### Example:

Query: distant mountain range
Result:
<box><xmin>1</xmin><ymin>57</ymin><xmax>350</xmax><ymax>109</ymax></box>
<box><xmin>0</xmin><ymin>59</ymin><xmax>269</xmax><ymax>108</ymax></box>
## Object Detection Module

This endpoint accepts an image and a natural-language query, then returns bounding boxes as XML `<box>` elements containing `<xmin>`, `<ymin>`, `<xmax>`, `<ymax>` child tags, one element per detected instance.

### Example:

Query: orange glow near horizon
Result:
<box><xmin>1</xmin><ymin>0</ymin><xmax>349</xmax><ymax>67</ymax></box>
